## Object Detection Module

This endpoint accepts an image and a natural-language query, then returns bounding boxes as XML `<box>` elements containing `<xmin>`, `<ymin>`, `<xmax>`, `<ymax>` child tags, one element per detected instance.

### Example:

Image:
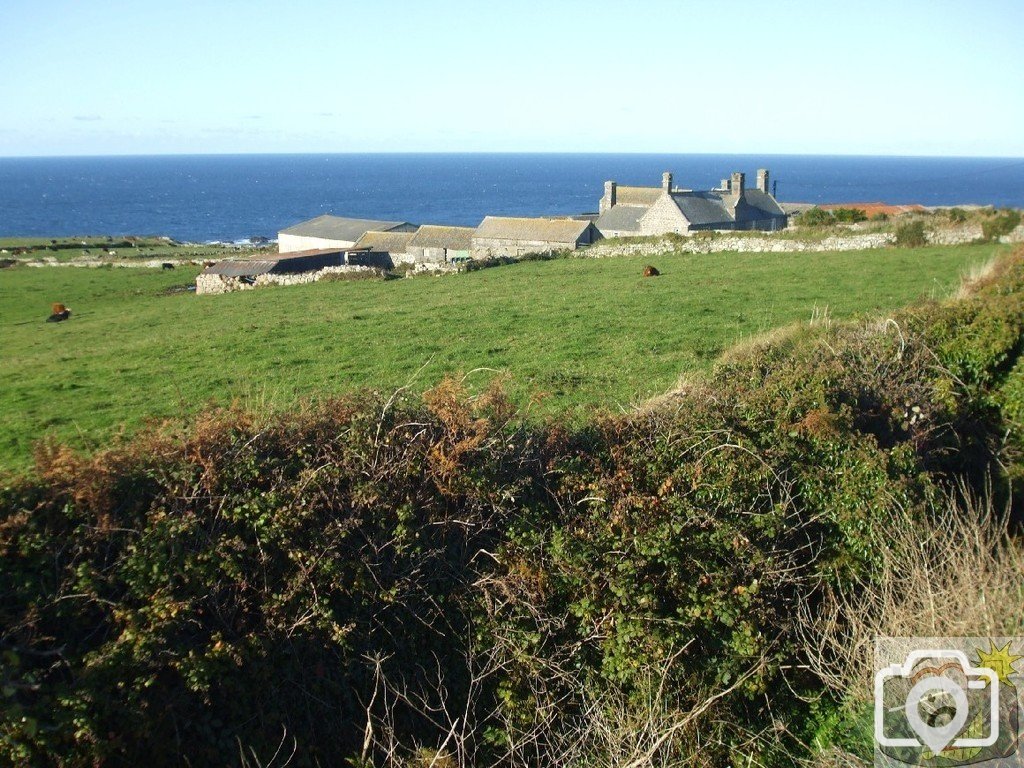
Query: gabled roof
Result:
<box><xmin>279</xmin><ymin>214</ymin><xmax>412</xmax><ymax>241</ymax></box>
<box><xmin>670</xmin><ymin>192</ymin><xmax>735</xmax><ymax>227</ymax></box>
<box><xmin>615</xmin><ymin>186</ymin><xmax>662</xmax><ymax>206</ymax></box>
<box><xmin>408</xmin><ymin>225</ymin><xmax>476</xmax><ymax>251</ymax></box>
<box><xmin>741</xmin><ymin>189</ymin><xmax>787</xmax><ymax>218</ymax></box>
<box><xmin>353</xmin><ymin>229</ymin><xmax>417</xmax><ymax>253</ymax></box>
<box><xmin>474</xmin><ymin>216</ymin><xmax>593</xmax><ymax>244</ymax></box>
<box><xmin>595</xmin><ymin>205</ymin><xmax>649</xmax><ymax>233</ymax></box>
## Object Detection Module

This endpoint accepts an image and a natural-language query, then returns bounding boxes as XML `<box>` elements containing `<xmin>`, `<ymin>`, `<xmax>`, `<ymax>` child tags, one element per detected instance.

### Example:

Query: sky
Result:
<box><xmin>1</xmin><ymin>0</ymin><xmax>1022</xmax><ymax>157</ymax></box>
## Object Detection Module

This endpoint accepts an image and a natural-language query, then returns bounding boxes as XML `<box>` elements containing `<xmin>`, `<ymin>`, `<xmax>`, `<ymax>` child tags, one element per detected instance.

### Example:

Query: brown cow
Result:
<box><xmin>642</xmin><ymin>265</ymin><xmax>660</xmax><ymax>277</ymax></box>
<box><xmin>47</xmin><ymin>303</ymin><xmax>71</xmax><ymax>323</ymax></box>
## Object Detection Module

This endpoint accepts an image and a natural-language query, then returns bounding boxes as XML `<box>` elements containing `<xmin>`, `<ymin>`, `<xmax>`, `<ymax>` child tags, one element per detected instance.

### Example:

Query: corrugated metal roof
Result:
<box><xmin>278</xmin><ymin>214</ymin><xmax>413</xmax><ymax>242</ymax></box>
<box><xmin>408</xmin><ymin>225</ymin><xmax>476</xmax><ymax>251</ymax></box>
<box><xmin>204</xmin><ymin>259</ymin><xmax>280</xmax><ymax>277</ymax></box>
<box><xmin>202</xmin><ymin>249</ymin><xmax>344</xmax><ymax>277</ymax></box>
<box><xmin>595</xmin><ymin>205</ymin><xmax>648</xmax><ymax>234</ymax></box>
<box><xmin>354</xmin><ymin>229</ymin><xmax>417</xmax><ymax>253</ymax></box>
<box><xmin>474</xmin><ymin>216</ymin><xmax>592</xmax><ymax>243</ymax></box>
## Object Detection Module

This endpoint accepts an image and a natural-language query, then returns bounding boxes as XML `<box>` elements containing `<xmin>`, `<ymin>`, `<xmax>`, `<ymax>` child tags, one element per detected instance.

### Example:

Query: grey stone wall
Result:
<box><xmin>195</xmin><ymin>265</ymin><xmax>380</xmax><ymax>295</ymax></box>
<box><xmin>637</xmin><ymin>194</ymin><xmax>689</xmax><ymax>235</ymax></box>
<box><xmin>472</xmin><ymin>238</ymin><xmax>580</xmax><ymax>259</ymax></box>
<box><xmin>580</xmin><ymin>232</ymin><xmax>896</xmax><ymax>259</ymax></box>
<box><xmin>400</xmin><ymin>246</ymin><xmax>452</xmax><ymax>265</ymax></box>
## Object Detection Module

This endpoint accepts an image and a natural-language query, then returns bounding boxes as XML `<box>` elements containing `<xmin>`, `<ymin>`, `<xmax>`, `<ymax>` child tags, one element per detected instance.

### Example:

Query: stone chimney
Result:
<box><xmin>600</xmin><ymin>180</ymin><xmax>617</xmax><ymax>214</ymax></box>
<box><xmin>756</xmin><ymin>169</ymin><xmax>770</xmax><ymax>194</ymax></box>
<box><xmin>721</xmin><ymin>178</ymin><xmax>730</xmax><ymax>192</ymax></box>
<box><xmin>731</xmin><ymin>172</ymin><xmax>745</xmax><ymax>196</ymax></box>
<box><xmin>662</xmin><ymin>171</ymin><xmax>673</xmax><ymax>193</ymax></box>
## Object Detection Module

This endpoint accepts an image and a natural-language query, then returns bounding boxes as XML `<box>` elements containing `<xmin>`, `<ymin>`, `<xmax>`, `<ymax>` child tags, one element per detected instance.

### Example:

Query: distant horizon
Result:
<box><xmin>4</xmin><ymin>150</ymin><xmax>1024</xmax><ymax>161</ymax></box>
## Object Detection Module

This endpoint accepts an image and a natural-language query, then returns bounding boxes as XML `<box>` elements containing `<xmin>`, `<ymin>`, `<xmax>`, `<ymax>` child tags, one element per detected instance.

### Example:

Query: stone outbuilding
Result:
<box><xmin>196</xmin><ymin>249</ymin><xmax>346</xmax><ymax>294</ymax></box>
<box><xmin>595</xmin><ymin>171</ymin><xmax>787</xmax><ymax>237</ymax></box>
<box><xmin>471</xmin><ymin>217</ymin><xmax>600</xmax><ymax>259</ymax></box>
<box><xmin>353</xmin><ymin>229</ymin><xmax>419</xmax><ymax>265</ymax></box>
<box><xmin>405</xmin><ymin>225</ymin><xmax>476</xmax><ymax>264</ymax></box>
<box><xmin>278</xmin><ymin>215</ymin><xmax>417</xmax><ymax>253</ymax></box>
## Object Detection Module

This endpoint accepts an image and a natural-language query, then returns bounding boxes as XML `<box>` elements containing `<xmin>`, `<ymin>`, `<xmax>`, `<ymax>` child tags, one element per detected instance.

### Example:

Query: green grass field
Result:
<box><xmin>0</xmin><ymin>244</ymin><xmax>1004</xmax><ymax>468</ymax></box>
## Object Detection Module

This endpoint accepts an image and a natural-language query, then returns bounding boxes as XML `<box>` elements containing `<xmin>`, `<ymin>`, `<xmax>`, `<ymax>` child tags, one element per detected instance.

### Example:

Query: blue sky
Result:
<box><xmin>1</xmin><ymin>0</ymin><xmax>1022</xmax><ymax>157</ymax></box>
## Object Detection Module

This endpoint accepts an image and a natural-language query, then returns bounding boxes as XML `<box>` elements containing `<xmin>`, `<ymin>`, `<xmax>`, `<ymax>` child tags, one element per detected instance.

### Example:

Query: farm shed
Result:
<box><xmin>405</xmin><ymin>225</ymin><xmax>476</xmax><ymax>264</ymax></box>
<box><xmin>471</xmin><ymin>217</ymin><xmax>599</xmax><ymax>259</ymax></box>
<box><xmin>278</xmin><ymin>215</ymin><xmax>416</xmax><ymax>253</ymax></box>
<box><xmin>353</xmin><ymin>229</ymin><xmax>418</xmax><ymax>264</ymax></box>
<box><xmin>196</xmin><ymin>249</ymin><xmax>345</xmax><ymax>294</ymax></box>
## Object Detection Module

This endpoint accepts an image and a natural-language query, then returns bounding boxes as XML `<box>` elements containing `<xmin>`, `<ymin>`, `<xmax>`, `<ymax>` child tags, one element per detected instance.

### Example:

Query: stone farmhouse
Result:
<box><xmin>471</xmin><ymin>216</ymin><xmax>599</xmax><ymax>258</ymax></box>
<box><xmin>595</xmin><ymin>171</ymin><xmax>787</xmax><ymax>238</ymax></box>
<box><xmin>278</xmin><ymin>214</ymin><xmax>416</xmax><ymax>253</ymax></box>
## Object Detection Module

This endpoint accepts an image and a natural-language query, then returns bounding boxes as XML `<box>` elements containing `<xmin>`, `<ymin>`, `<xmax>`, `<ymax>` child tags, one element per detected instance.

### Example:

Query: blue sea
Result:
<box><xmin>1</xmin><ymin>153</ymin><xmax>1023</xmax><ymax>243</ymax></box>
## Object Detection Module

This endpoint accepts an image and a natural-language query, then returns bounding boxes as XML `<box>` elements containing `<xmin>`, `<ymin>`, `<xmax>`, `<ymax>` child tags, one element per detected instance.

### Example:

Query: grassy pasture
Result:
<box><xmin>0</xmin><ymin>235</ymin><xmax>269</xmax><ymax>263</ymax></box>
<box><xmin>0</xmin><ymin>243</ymin><xmax>1003</xmax><ymax>468</ymax></box>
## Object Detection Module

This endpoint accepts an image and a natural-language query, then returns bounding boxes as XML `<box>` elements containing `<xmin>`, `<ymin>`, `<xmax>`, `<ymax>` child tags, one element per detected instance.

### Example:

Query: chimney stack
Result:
<box><xmin>721</xmin><ymin>178</ymin><xmax>730</xmax><ymax>192</ymax></box>
<box><xmin>731</xmin><ymin>171</ymin><xmax>745</xmax><ymax>196</ymax></box>
<box><xmin>662</xmin><ymin>171</ymin><xmax>673</xmax><ymax>193</ymax></box>
<box><xmin>756</xmin><ymin>169</ymin><xmax>769</xmax><ymax>194</ymax></box>
<box><xmin>601</xmin><ymin>180</ymin><xmax>617</xmax><ymax>214</ymax></box>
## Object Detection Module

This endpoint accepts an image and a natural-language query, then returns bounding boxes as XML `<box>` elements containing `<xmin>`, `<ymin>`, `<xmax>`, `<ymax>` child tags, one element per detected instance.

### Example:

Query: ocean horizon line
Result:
<box><xmin>4</xmin><ymin>150</ymin><xmax>1024</xmax><ymax>162</ymax></box>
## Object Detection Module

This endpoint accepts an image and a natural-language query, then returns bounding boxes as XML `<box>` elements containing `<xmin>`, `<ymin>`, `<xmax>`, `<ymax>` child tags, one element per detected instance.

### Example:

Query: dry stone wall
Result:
<box><xmin>581</xmin><ymin>232</ymin><xmax>895</xmax><ymax>258</ymax></box>
<box><xmin>196</xmin><ymin>265</ymin><xmax>380</xmax><ymax>295</ymax></box>
<box><xmin>580</xmin><ymin>224</ymin><xmax>987</xmax><ymax>259</ymax></box>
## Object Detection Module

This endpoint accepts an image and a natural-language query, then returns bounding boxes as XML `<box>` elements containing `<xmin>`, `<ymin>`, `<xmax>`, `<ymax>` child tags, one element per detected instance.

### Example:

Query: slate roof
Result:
<box><xmin>353</xmin><ymin>229</ymin><xmax>417</xmax><ymax>253</ymax></box>
<box><xmin>474</xmin><ymin>216</ymin><xmax>593</xmax><ymax>243</ymax></box>
<box><xmin>741</xmin><ymin>189</ymin><xmax>787</xmax><ymax>218</ymax></box>
<box><xmin>202</xmin><ymin>249</ymin><xmax>344</xmax><ymax>277</ymax></box>
<box><xmin>279</xmin><ymin>214</ymin><xmax>413</xmax><ymax>242</ymax></box>
<box><xmin>595</xmin><ymin>205</ymin><xmax>649</xmax><ymax>233</ymax></box>
<box><xmin>408</xmin><ymin>225</ymin><xmax>476</xmax><ymax>251</ymax></box>
<box><xmin>671</xmin><ymin>192</ymin><xmax>735</xmax><ymax>227</ymax></box>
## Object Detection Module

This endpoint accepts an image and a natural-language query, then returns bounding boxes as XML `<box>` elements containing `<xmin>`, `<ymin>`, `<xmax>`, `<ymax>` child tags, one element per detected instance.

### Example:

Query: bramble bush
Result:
<box><xmin>795</xmin><ymin>208</ymin><xmax>834</xmax><ymax>226</ymax></box>
<box><xmin>830</xmin><ymin>207</ymin><xmax>867</xmax><ymax>223</ymax></box>
<box><xmin>2</xmin><ymin>251</ymin><xmax>1023</xmax><ymax>766</ymax></box>
<box><xmin>894</xmin><ymin>220</ymin><xmax>928</xmax><ymax>247</ymax></box>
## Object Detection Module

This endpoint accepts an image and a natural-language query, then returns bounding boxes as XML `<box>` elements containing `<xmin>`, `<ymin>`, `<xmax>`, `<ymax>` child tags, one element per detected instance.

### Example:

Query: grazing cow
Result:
<box><xmin>47</xmin><ymin>302</ymin><xmax>71</xmax><ymax>323</ymax></box>
<box><xmin>642</xmin><ymin>265</ymin><xmax>660</xmax><ymax>277</ymax></box>
<box><xmin>161</xmin><ymin>262</ymin><xmax>175</xmax><ymax>270</ymax></box>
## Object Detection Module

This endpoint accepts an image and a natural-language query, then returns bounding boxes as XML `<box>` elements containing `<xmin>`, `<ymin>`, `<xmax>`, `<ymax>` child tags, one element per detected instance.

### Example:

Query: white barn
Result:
<box><xmin>278</xmin><ymin>215</ymin><xmax>416</xmax><ymax>253</ymax></box>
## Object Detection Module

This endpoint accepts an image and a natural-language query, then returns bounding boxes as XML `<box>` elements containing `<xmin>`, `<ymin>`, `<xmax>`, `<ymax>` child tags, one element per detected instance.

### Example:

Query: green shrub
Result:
<box><xmin>831</xmin><ymin>207</ymin><xmax>868</xmax><ymax>223</ymax></box>
<box><xmin>894</xmin><ymin>220</ymin><xmax>928</xmax><ymax>247</ymax></box>
<box><xmin>982</xmin><ymin>209</ymin><xmax>1021</xmax><ymax>241</ymax></box>
<box><xmin>948</xmin><ymin>207</ymin><xmax>968</xmax><ymax>223</ymax></box>
<box><xmin>796</xmin><ymin>208</ymin><xmax>834</xmax><ymax>227</ymax></box>
<box><xmin>870</xmin><ymin>212</ymin><xmax>889</xmax><ymax>222</ymax></box>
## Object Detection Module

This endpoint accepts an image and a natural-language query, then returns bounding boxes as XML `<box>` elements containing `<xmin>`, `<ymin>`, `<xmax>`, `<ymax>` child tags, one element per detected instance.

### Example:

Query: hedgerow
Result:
<box><xmin>2</xmin><ymin>250</ymin><xmax>1023</xmax><ymax>766</ymax></box>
